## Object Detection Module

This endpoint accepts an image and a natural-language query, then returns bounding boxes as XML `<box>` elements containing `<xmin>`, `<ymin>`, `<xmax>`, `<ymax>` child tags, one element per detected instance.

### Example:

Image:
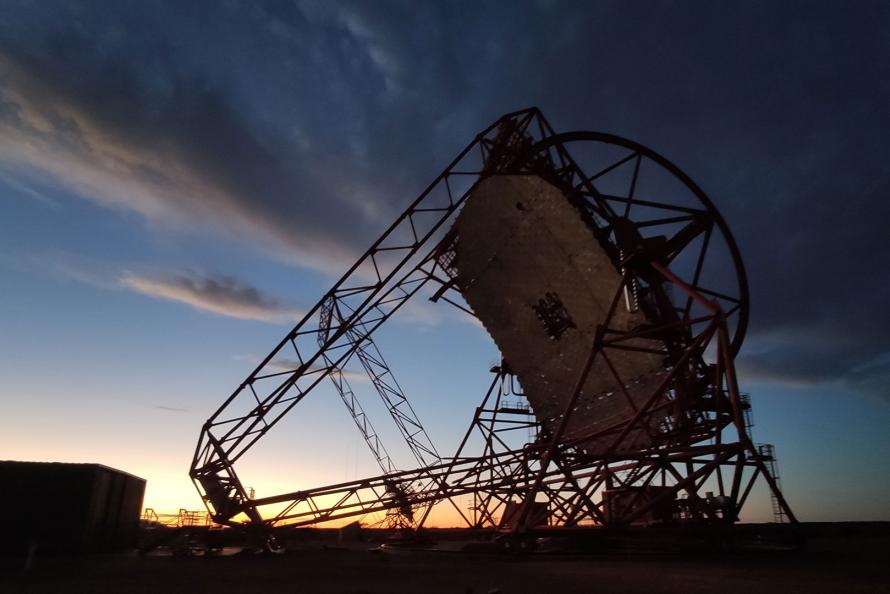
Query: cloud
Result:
<box><xmin>1</xmin><ymin>2</ymin><xmax>889</xmax><ymax>401</ymax></box>
<box><xmin>272</xmin><ymin>357</ymin><xmax>369</xmax><ymax>383</ymax></box>
<box><xmin>8</xmin><ymin>251</ymin><xmax>304</xmax><ymax>325</ymax></box>
<box><xmin>738</xmin><ymin>327</ymin><xmax>890</xmax><ymax>402</ymax></box>
<box><xmin>120</xmin><ymin>271</ymin><xmax>301</xmax><ymax>323</ymax></box>
<box><xmin>0</xmin><ymin>170</ymin><xmax>60</xmax><ymax>209</ymax></box>
<box><xmin>0</xmin><ymin>31</ymin><xmax>377</xmax><ymax>272</ymax></box>
<box><xmin>5</xmin><ymin>250</ymin><xmax>122</xmax><ymax>291</ymax></box>
<box><xmin>234</xmin><ymin>354</ymin><xmax>369</xmax><ymax>382</ymax></box>
<box><xmin>154</xmin><ymin>405</ymin><xmax>190</xmax><ymax>413</ymax></box>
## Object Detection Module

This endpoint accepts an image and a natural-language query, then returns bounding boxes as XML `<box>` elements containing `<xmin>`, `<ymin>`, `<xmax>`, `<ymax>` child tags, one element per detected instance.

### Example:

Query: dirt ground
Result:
<box><xmin>2</xmin><ymin>540</ymin><xmax>888</xmax><ymax>594</ymax></box>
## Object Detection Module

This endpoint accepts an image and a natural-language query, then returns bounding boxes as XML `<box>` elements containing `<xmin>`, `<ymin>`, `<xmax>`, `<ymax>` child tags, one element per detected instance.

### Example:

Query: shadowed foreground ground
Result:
<box><xmin>2</xmin><ymin>539</ymin><xmax>888</xmax><ymax>594</ymax></box>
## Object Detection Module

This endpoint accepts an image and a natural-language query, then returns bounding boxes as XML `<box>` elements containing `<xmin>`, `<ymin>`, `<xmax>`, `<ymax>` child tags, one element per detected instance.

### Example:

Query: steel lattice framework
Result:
<box><xmin>190</xmin><ymin>108</ymin><xmax>796</xmax><ymax>536</ymax></box>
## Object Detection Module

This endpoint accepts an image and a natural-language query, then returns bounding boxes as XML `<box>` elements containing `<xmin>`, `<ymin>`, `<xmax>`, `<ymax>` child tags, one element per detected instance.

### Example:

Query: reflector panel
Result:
<box><xmin>451</xmin><ymin>175</ymin><xmax>666</xmax><ymax>452</ymax></box>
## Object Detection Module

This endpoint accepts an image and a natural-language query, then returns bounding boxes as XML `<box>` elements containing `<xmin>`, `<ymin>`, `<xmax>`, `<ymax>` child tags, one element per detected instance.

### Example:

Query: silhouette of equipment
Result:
<box><xmin>189</xmin><ymin>108</ymin><xmax>796</xmax><ymax>540</ymax></box>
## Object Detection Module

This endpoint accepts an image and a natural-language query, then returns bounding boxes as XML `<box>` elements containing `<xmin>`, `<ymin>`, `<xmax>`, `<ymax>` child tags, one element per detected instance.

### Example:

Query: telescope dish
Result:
<box><xmin>444</xmin><ymin>129</ymin><xmax>749</xmax><ymax>452</ymax></box>
<box><xmin>451</xmin><ymin>175</ymin><xmax>666</xmax><ymax>452</ymax></box>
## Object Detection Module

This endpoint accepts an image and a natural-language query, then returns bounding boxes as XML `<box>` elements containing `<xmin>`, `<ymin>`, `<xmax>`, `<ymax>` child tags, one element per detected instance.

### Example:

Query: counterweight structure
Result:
<box><xmin>190</xmin><ymin>108</ymin><xmax>796</xmax><ymax>535</ymax></box>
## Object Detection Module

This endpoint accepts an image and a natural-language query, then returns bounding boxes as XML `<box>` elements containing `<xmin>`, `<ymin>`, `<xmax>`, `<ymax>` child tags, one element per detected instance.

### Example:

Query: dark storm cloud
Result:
<box><xmin>289</xmin><ymin>1</ymin><xmax>890</xmax><ymax>400</ymax></box>
<box><xmin>120</xmin><ymin>271</ymin><xmax>301</xmax><ymax>323</ymax></box>
<box><xmin>0</xmin><ymin>27</ymin><xmax>370</xmax><ymax>270</ymax></box>
<box><xmin>1</xmin><ymin>1</ymin><xmax>889</xmax><ymax>398</ymax></box>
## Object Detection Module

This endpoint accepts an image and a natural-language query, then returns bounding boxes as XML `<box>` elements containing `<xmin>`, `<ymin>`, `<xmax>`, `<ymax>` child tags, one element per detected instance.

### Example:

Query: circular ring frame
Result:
<box><xmin>533</xmin><ymin>131</ymin><xmax>749</xmax><ymax>356</ymax></box>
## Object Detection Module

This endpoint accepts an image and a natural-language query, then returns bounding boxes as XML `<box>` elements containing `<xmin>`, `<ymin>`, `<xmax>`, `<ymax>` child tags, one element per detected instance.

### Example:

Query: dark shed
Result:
<box><xmin>0</xmin><ymin>461</ymin><xmax>145</xmax><ymax>554</ymax></box>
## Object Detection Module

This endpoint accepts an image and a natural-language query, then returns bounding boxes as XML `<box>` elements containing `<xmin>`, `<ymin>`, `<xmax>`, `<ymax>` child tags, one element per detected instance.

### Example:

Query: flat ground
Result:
<box><xmin>2</xmin><ymin>527</ymin><xmax>888</xmax><ymax>594</ymax></box>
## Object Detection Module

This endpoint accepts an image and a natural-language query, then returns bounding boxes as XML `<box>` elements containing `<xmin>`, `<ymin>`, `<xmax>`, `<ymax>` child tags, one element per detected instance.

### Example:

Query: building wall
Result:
<box><xmin>0</xmin><ymin>461</ymin><xmax>146</xmax><ymax>554</ymax></box>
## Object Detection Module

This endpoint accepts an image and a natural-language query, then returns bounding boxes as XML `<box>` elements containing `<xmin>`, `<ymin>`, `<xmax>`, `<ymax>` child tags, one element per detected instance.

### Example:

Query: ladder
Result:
<box><xmin>740</xmin><ymin>392</ymin><xmax>755</xmax><ymax>433</ymax></box>
<box><xmin>757</xmin><ymin>444</ymin><xmax>787</xmax><ymax>523</ymax></box>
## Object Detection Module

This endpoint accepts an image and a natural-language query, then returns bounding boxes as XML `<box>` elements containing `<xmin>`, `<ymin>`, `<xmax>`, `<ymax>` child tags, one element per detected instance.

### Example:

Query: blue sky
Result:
<box><xmin>1</xmin><ymin>1</ymin><xmax>888</xmax><ymax>523</ymax></box>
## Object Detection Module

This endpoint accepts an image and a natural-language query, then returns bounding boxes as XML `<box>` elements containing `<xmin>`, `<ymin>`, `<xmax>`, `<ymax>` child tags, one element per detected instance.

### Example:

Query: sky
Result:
<box><xmin>0</xmin><ymin>0</ymin><xmax>888</xmax><ymax>525</ymax></box>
